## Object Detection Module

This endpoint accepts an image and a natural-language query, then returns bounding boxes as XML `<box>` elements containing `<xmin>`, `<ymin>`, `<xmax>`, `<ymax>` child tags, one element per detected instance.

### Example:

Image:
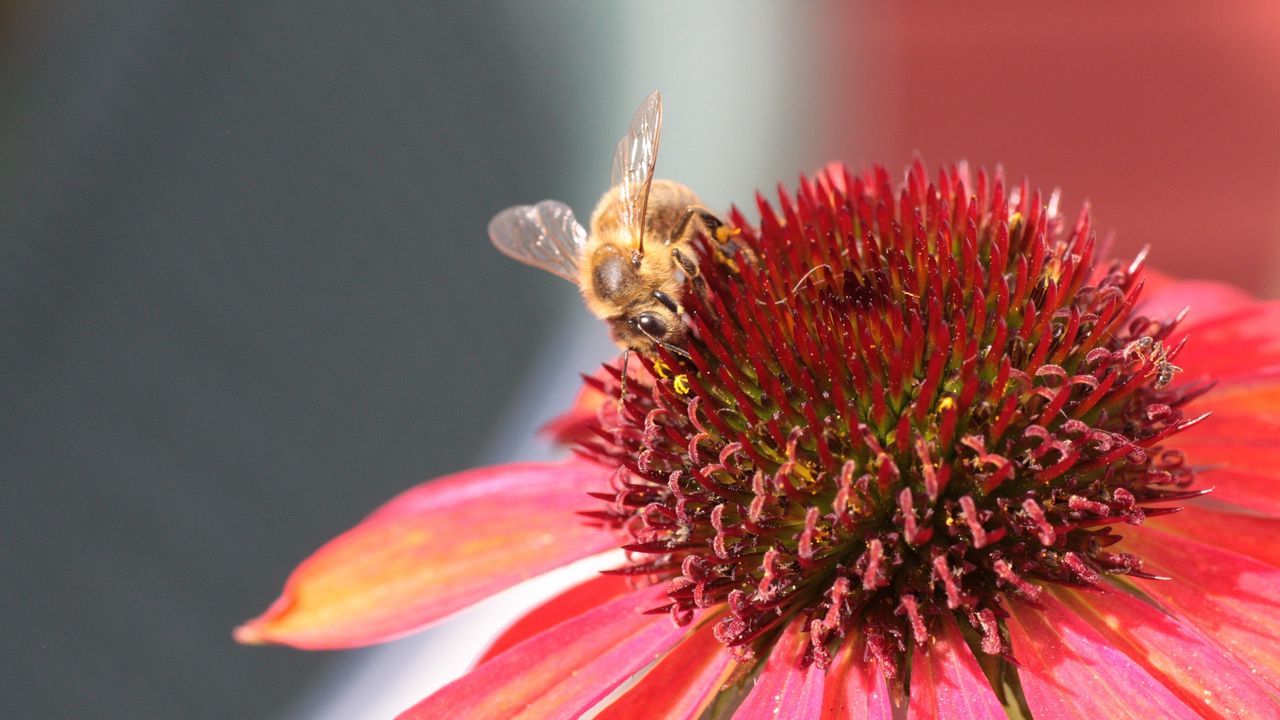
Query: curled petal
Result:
<box><xmin>906</xmin><ymin>614</ymin><xmax>1004</xmax><ymax>719</ymax></box>
<box><xmin>399</xmin><ymin>583</ymin><xmax>688</xmax><ymax>720</ymax></box>
<box><xmin>596</xmin><ymin>615</ymin><xmax>735</xmax><ymax>720</ymax></box>
<box><xmin>541</xmin><ymin>382</ymin><xmax>610</xmax><ymax>445</ymax></box>
<box><xmin>541</xmin><ymin>361</ymin><xmax>652</xmax><ymax>444</ymax></box>
<box><xmin>1058</xmin><ymin>585</ymin><xmax>1278</xmax><ymax>717</ymax></box>
<box><xmin>1006</xmin><ymin>592</ymin><xmax>1200</xmax><ymax>719</ymax></box>
<box><xmin>733</xmin><ymin>618</ymin><xmax>825</xmax><ymax>720</ymax></box>
<box><xmin>236</xmin><ymin>461</ymin><xmax>619</xmax><ymax>649</ymax></box>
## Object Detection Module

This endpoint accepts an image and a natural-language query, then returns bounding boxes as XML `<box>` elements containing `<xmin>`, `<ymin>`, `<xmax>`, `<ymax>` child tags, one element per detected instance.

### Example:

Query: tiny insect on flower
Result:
<box><xmin>237</xmin><ymin>158</ymin><xmax>1280</xmax><ymax>720</ymax></box>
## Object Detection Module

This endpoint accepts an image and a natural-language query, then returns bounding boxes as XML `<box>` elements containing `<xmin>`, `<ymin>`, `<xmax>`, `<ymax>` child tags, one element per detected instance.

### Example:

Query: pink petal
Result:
<box><xmin>1172</xmin><ymin>394</ymin><xmax>1280</xmax><ymax>512</ymax></box>
<box><xmin>1136</xmin><ymin>275</ymin><xmax>1256</xmax><ymax>329</ymax></box>
<box><xmin>1058</xmin><ymin>585</ymin><xmax>1279</xmax><ymax>717</ymax></box>
<box><xmin>733</xmin><ymin>618</ymin><xmax>825</xmax><ymax>720</ymax></box>
<box><xmin>235</xmin><ymin>460</ymin><xmax>620</xmax><ymax>649</ymax></box>
<box><xmin>1120</xmin><ymin>525</ymin><xmax>1280</xmax><ymax>692</ymax></box>
<box><xmin>596</xmin><ymin>616</ymin><xmax>735</xmax><ymax>720</ymax></box>
<box><xmin>1137</xmin><ymin>267</ymin><xmax>1176</xmax><ymax>295</ymax></box>
<box><xmin>906</xmin><ymin>615</ymin><xmax>1004</xmax><ymax>720</ymax></box>
<box><xmin>1006</xmin><ymin>592</ymin><xmax>1201</xmax><ymax>719</ymax></box>
<box><xmin>820</xmin><ymin>637</ymin><xmax>894</xmax><ymax>720</ymax></box>
<box><xmin>399</xmin><ymin>583</ymin><xmax>688</xmax><ymax>720</ymax></box>
<box><xmin>477</xmin><ymin>574</ymin><xmax>633</xmax><ymax>665</ymax></box>
<box><xmin>1165</xmin><ymin>301</ymin><xmax>1280</xmax><ymax>383</ymax></box>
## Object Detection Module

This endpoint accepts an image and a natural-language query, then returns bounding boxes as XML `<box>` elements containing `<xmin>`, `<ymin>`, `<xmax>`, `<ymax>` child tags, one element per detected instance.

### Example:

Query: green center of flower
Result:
<box><xmin>579</xmin><ymin>161</ymin><xmax>1203</xmax><ymax>676</ymax></box>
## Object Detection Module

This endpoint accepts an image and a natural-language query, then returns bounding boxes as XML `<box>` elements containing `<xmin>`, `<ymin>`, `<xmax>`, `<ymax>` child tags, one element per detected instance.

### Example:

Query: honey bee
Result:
<box><xmin>488</xmin><ymin>91</ymin><xmax>732</xmax><ymax>388</ymax></box>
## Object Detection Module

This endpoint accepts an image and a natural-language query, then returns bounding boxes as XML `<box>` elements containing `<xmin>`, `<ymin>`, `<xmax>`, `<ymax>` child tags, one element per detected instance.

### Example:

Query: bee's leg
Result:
<box><xmin>671</xmin><ymin>246</ymin><xmax>703</xmax><ymax>291</ymax></box>
<box><xmin>619</xmin><ymin>348</ymin><xmax>630</xmax><ymax>402</ymax></box>
<box><xmin>670</xmin><ymin>205</ymin><xmax>726</xmax><ymax>244</ymax></box>
<box><xmin>674</xmin><ymin>205</ymin><xmax>750</xmax><ymax>273</ymax></box>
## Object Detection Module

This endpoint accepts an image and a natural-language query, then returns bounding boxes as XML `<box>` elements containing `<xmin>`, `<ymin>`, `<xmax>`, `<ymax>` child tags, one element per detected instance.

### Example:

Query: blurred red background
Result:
<box><xmin>832</xmin><ymin>2</ymin><xmax>1280</xmax><ymax>296</ymax></box>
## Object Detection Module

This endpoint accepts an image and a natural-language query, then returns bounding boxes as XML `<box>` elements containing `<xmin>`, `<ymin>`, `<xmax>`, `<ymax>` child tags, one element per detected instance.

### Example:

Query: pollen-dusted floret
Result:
<box><xmin>577</xmin><ymin>160</ymin><xmax>1206</xmax><ymax>677</ymax></box>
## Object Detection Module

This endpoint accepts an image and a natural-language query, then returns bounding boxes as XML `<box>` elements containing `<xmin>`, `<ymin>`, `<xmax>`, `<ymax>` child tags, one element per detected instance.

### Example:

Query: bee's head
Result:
<box><xmin>611</xmin><ymin>289</ymin><xmax>685</xmax><ymax>352</ymax></box>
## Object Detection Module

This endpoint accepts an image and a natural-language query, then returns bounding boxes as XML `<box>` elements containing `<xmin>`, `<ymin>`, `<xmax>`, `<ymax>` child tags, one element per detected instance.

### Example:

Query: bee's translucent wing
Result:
<box><xmin>611</xmin><ymin>91</ymin><xmax>662</xmax><ymax>257</ymax></box>
<box><xmin>488</xmin><ymin>200</ymin><xmax>588</xmax><ymax>284</ymax></box>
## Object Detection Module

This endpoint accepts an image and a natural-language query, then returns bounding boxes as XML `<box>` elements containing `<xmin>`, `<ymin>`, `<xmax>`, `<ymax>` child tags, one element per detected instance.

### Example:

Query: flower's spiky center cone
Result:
<box><xmin>578</xmin><ymin>160</ymin><xmax>1206</xmax><ymax>676</ymax></box>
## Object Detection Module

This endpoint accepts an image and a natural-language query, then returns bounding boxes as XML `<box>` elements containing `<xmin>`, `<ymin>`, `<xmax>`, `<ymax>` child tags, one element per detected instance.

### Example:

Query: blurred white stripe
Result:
<box><xmin>285</xmin><ymin>2</ymin><xmax>827</xmax><ymax>716</ymax></box>
<box><xmin>613</xmin><ymin>0</ymin><xmax>827</xmax><ymax>211</ymax></box>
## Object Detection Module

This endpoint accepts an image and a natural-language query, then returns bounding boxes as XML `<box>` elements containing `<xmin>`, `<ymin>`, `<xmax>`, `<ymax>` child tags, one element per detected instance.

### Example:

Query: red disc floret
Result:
<box><xmin>577</xmin><ymin>160</ymin><xmax>1205</xmax><ymax>676</ymax></box>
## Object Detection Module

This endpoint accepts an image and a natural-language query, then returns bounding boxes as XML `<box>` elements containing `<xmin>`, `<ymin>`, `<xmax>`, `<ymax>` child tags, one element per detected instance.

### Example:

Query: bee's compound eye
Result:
<box><xmin>635</xmin><ymin>313</ymin><xmax>667</xmax><ymax>339</ymax></box>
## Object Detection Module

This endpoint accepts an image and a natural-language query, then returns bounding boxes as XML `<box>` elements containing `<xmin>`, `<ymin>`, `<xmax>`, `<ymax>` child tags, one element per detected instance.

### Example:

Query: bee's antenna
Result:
<box><xmin>632</xmin><ymin>322</ymin><xmax>693</xmax><ymax>361</ymax></box>
<box><xmin>658</xmin><ymin>341</ymin><xmax>692</xmax><ymax>360</ymax></box>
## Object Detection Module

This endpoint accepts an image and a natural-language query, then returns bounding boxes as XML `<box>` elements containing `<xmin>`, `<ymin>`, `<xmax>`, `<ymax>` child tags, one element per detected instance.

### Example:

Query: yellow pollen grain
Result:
<box><xmin>715</xmin><ymin>226</ymin><xmax>742</xmax><ymax>242</ymax></box>
<box><xmin>938</xmin><ymin>397</ymin><xmax>956</xmax><ymax>412</ymax></box>
<box><xmin>673</xmin><ymin>374</ymin><xmax>690</xmax><ymax>395</ymax></box>
<box><xmin>652</xmin><ymin>359</ymin><xmax>671</xmax><ymax>379</ymax></box>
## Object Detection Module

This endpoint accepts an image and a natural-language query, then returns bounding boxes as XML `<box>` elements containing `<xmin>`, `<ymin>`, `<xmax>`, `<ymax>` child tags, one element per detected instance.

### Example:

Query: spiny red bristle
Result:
<box><xmin>581</xmin><ymin>161</ymin><xmax>1202</xmax><ymax>677</ymax></box>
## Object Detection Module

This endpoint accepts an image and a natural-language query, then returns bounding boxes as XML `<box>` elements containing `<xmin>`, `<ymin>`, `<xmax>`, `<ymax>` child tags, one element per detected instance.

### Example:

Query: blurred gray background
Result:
<box><xmin>0</xmin><ymin>2</ymin><xmax>824</xmax><ymax>718</ymax></box>
<box><xmin>0</xmin><ymin>3</ymin><xmax>582</xmax><ymax>718</ymax></box>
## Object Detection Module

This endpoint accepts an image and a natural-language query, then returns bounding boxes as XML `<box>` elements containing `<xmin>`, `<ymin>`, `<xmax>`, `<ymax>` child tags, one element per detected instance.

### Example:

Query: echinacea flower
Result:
<box><xmin>237</xmin><ymin>160</ymin><xmax>1280</xmax><ymax>719</ymax></box>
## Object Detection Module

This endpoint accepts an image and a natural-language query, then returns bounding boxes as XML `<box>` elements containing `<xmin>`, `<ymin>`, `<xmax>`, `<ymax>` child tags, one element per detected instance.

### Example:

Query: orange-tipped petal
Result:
<box><xmin>733</xmin><ymin>618</ymin><xmax>825</xmax><ymax>720</ymax></box>
<box><xmin>1057</xmin><ymin>585</ymin><xmax>1278</xmax><ymax>717</ymax></box>
<box><xmin>820</xmin><ymin>636</ymin><xmax>893</xmax><ymax>720</ymax></box>
<box><xmin>476</xmin><ymin>573</ymin><xmax>632</xmax><ymax>665</ymax></box>
<box><xmin>1121</xmin><ymin>525</ymin><xmax>1280</xmax><ymax>693</ymax></box>
<box><xmin>235</xmin><ymin>460</ymin><xmax>619</xmax><ymax>649</ymax></box>
<box><xmin>398</xmin><ymin>583</ymin><xmax>688</xmax><ymax>720</ymax></box>
<box><xmin>1194</xmin><ymin>372</ymin><xmax>1280</xmax><ymax>413</ymax></box>
<box><xmin>906</xmin><ymin>614</ymin><xmax>1003</xmax><ymax>720</ymax></box>
<box><xmin>596</xmin><ymin>615</ymin><xmax>734</xmax><ymax>720</ymax></box>
<box><xmin>1006</xmin><ymin>592</ymin><xmax>1200</xmax><ymax>719</ymax></box>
